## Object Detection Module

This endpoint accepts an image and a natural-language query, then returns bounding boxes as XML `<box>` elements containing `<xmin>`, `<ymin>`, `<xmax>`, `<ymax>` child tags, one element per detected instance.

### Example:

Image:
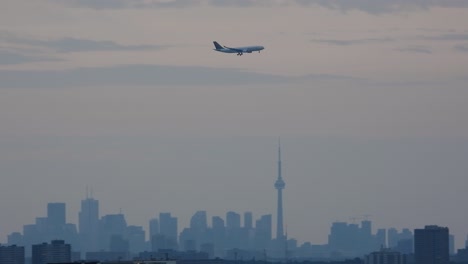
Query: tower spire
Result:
<box><xmin>278</xmin><ymin>137</ymin><xmax>282</xmax><ymax>180</ymax></box>
<box><xmin>275</xmin><ymin>138</ymin><xmax>286</xmax><ymax>240</ymax></box>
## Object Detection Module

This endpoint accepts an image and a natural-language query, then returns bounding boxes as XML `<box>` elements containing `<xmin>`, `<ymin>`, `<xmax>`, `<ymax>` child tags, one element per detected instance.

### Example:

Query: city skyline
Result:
<box><xmin>1</xmin><ymin>0</ymin><xmax>468</xmax><ymax>254</ymax></box>
<box><xmin>1</xmin><ymin>187</ymin><xmax>465</xmax><ymax>252</ymax></box>
<box><xmin>5</xmin><ymin>197</ymin><xmax>451</xmax><ymax>258</ymax></box>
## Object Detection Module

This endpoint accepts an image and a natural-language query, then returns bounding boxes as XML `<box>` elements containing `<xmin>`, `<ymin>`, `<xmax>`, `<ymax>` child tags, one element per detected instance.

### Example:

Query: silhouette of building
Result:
<box><xmin>47</xmin><ymin>203</ymin><xmax>66</xmax><ymax>228</ymax></box>
<box><xmin>272</xmin><ymin>140</ymin><xmax>287</xmax><ymax>258</ymax></box>
<box><xmin>149</xmin><ymin>218</ymin><xmax>159</xmax><ymax>239</ymax></box>
<box><xmin>126</xmin><ymin>225</ymin><xmax>146</xmax><ymax>253</ymax></box>
<box><xmin>79</xmin><ymin>196</ymin><xmax>99</xmax><ymax>255</ymax></box>
<box><xmin>99</xmin><ymin>214</ymin><xmax>127</xmax><ymax>251</ymax></box>
<box><xmin>388</xmin><ymin>228</ymin><xmax>412</xmax><ymax>249</ymax></box>
<box><xmin>226</xmin><ymin>211</ymin><xmax>241</xmax><ymax>249</ymax></box>
<box><xmin>159</xmin><ymin>213</ymin><xmax>178</xmax><ymax>250</ymax></box>
<box><xmin>414</xmin><ymin>225</ymin><xmax>449</xmax><ymax>264</ymax></box>
<box><xmin>244</xmin><ymin>212</ymin><xmax>253</xmax><ymax>229</ymax></box>
<box><xmin>211</xmin><ymin>216</ymin><xmax>225</xmax><ymax>257</ymax></box>
<box><xmin>254</xmin><ymin>214</ymin><xmax>272</xmax><ymax>251</ymax></box>
<box><xmin>7</xmin><ymin>233</ymin><xmax>23</xmax><ymax>246</ymax></box>
<box><xmin>365</xmin><ymin>247</ymin><xmax>407</xmax><ymax>264</ymax></box>
<box><xmin>275</xmin><ymin>140</ymin><xmax>286</xmax><ymax>241</ymax></box>
<box><xmin>0</xmin><ymin>244</ymin><xmax>25</xmax><ymax>264</ymax></box>
<box><xmin>32</xmin><ymin>240</ymin><xmax>71</xmax><ymax>264</ymax></box>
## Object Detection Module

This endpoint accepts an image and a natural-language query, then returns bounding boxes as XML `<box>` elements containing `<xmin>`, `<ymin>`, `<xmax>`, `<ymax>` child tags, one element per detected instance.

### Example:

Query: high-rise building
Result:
<box><xmin>244</xmin><ymin>212</ymin><xmax>253</xmax><ymax>229</ymax></box>
<box><xmin>7</xmin><ymin>232</ymin><xmax>23</xmax><ymax>246</ymax></box>
<box><xmin>190</xmin><ymin>211</ymin><xmax>208</xmax><ymax>231</ymax></box>
<box><xmin>47</xmin><ymin>203</ymin><xmax>66</xmax><ymax>227</ymax></box>
<box><xmin>99</xmin><ymin>214</ymin><xmax>127</xmax><ymax>251</ymax></box>
<box><xmin>226</xmin><ymin>211</ymin><xmax>241</xmax><ymax>249</ymax></box>
<box><xmin>79</xmin><ymin>196</ymin><xmax>99</xmax><ymax>254</ymax></box>
<box><xmin>212</xmin><ymin>216</ymin><xmax>225</xmax><ymax>257</ymax></box>
<box><xmin>159</xmin><ymin>213</ymin><xmax>178</xmax><ymax>249</ymax></box>
<box><xmin>32</xmin><ymin>240</ymin><xmax>71</xmax><ymax>264</ymax></box>
<box><xmin>414</xmin><ymin>225</ymin><xmax>449</xmax><ymax>264</ymax></box>
<box><xmin>365</xmin><ymin>248</ymin><xmax>407</xmax><ymax>264</ymax></box>
<box><xmin>226</xmin><ymin>212</ymin><xmax>241</xmax><ymax>229</ymax></box>
<box><xmin>254</xmin><ymin>214</ymin><xmax>272</xmax><ymax>250</ymax></box>
<box><xmin>149</xmin><ymin>218</ymin><xmax>159</xmax><ymax>238</ymax></box>
<box><xmin>275</xmin><ymin>140</ymin><xmax>285</xmax><ymax>241</ymax></box>
<box><xmin>0</xmin><ymin>244</ymin><xmax>25</xmax><ymax>264</ymax></box>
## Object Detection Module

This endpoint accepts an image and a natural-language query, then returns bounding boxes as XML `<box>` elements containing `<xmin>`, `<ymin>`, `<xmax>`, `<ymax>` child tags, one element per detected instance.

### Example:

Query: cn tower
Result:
<box><xmin>274</xmin><ymin>140</ymin><xmax>285</xmax><ymax>240</ymax></box>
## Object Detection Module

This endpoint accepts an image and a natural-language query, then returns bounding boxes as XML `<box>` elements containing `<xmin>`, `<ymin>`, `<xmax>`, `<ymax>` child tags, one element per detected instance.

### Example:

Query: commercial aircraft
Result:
<box><xmin>213</xmin><ymin>41</ymin><xmax>264</xmax><ymax>56</ymax></box>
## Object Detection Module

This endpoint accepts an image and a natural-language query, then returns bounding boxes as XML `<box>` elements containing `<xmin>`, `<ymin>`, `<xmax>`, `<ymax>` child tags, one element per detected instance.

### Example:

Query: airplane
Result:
<box><xmin>213</xmin><ymin>41</ymin><xmax>264</xmax><ymax>56</ymax></box>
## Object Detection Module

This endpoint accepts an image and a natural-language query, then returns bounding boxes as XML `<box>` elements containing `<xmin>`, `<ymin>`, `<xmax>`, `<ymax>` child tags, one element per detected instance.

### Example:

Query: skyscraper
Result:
<box><xmin>274</xmin><ymin>140</ymin><xmax>285</xmax><ymax>240</ymax></box>
<box><xmin>159</xmin><ymin>212</ymin><xmax>178</xmax><ymax>249</ymax></box>
<box><xmin>79</xmin><ymin>196</ymin><xmax>99</xmax><ymax>254</ymax></box>
<box><xmin>0</xmin><ymin>244</ymin><xmax>25</xmax><ymax>264</ymax></box>
<box><xmin>47</xmin><ymin>203</ymin><xmax>66</xmax><ymax>227</ymax></box>
<box><xmin>414</xmin><ymin>225</ymin><xmax>449</xmax><ymax>264</ymax></box>
<box><xmin>244</xmin><ymin>212</ymin><xmax>253</xmax><ymax>229</ymax></box>
<box><xmin>32</xmin><ymin>240</ymin><xmax>71</xmax><ymax>264</ymax></box>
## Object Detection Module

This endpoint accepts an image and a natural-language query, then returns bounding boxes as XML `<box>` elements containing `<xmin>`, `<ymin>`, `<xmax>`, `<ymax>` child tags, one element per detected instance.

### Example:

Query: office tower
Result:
<box><xmin>212</xmin><ymin>216</ymin><xmax>225</xmax><ymax>257</ymax></box>
<box><xmin>275</xmin><ymin>140</ymin><xmax>285</xmax><ymax>240</ymax></box>
<box><xmin>375</xmin><ymin>229</ymin><xmax>387</xmax><ymax>248</ymax></box>
<box><xmin>212</xmin><ymin>216</ymin><xmax>225</xmax><ymax>230</ymax></box>
<box><xmin>32</xmin><ymin>240</ymin><xmax>71</xmax><ymax>264</ymax></box>
<box><xmin>189</xmin><ymin>211</ymin><xmax>208</xmax><ymax>250</ymax></box>
<box><xmin>388</xmin><ymin>228</ymin><xmax>413</xmax><ymax>250</ymax></box>
<box><xmin>226</xmin><ymin>211</ymin><xmax>241</xmax><ymax>249</ymax></box>
<box><xmin>149</xmin><ymin>218</ymin><xmax>159</xmax><ymax>238</ymax></box>
<box><xmin>190</xmin><ymin>211</ymin><xmax>208</xmax><ymax>231</ymax></box>
<box><xmin>395</xmin><ymin>239</ymin><xmax>413</xmax><ymax>254</ymax></box>
<box><xmin>159</xmin><ymin>213</ymin><xmax>178</xmax><ymax>249</ymax></box>
<box><xmin>126</xmin><ymin>225</ymin><xmax>146</xmax><ymax>253</ymax></box>
<box><xmin>365</xmin><ymin>248</ymin><xmax>406</xmax><ymax>264</ymax></box>
<box><xmin>449</xmin><ymin>234</ymin><xmax>455</xmax><ymax>255</ymax></box>
<box><xmin>226</xmin><ymin>211</ymin><xmax>241</xmax><ymax>229</ymax></box>
<box><xmin>244</xmin><ymin>212</ymin><xmax>253</xmax><ymax>229</ymax></box>
<box><xmin>414</xmin><ymin>225</ymin><xmax>449</xmax><ymax>264</ymax></box>
<box><xmin>99</xmin><ymin>214</ymin><xmax>127</xmax><ymax>251</ymax></box>
<box><xmin>0</xmin><ymin>244</ymin><xmax>25</xmax><ymax>264</ymax></box>
<box><xmin>7</xmin><ymin>232</ymin><xmax>23</xmax><ymax>246</ymax></box>
<box><xmin>79</xmin><ymin>196</ymin><xmax>99</xmax><ymax>254</ymax></box>
<box><xmin>361</xmin><ymin>220</ymin><xmax>372</xmax><ymax>237</ymax></box>
<box><xmin>47</xmin><ymin>203</ymin><xmax>66</xmax><ymax>227</ymax></box>
<box><xmin>254</xmin><ymin>214</ymin><xmax>272</xmax><ymax>250</ymax></box>
<box><xmin>109</xmin><ymin>235</ymin><xmax>129</xmax><ymax>252</ymax></box>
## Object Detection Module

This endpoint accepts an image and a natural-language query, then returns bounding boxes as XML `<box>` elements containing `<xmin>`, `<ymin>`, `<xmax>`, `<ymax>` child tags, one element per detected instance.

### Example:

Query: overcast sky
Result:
<box><xmin>1</xmin><ymin>0</ymin><xmax>468</xmax><ymax>249</ymax></box>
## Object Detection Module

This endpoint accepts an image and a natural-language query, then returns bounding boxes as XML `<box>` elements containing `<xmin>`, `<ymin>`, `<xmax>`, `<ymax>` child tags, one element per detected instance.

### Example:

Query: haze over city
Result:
<box><xmin>1</xmin><ymin>0</ymin><xmax>468</xmax><ymax>253</ymax></box>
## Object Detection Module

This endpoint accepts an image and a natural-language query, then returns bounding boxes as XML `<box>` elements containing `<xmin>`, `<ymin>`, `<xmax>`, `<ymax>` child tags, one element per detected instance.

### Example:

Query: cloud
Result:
<box><xmin>0</xmin><ymin>64</ymin><xmax>359</xmax><ymax>89</ymax></box>
<box><xmin>53</xmin><ymin>0</ymin><xmax>468</xmax><ymax>13</ymax></box>
<box><xmin>424</xmin><ymin>33</ymin><xmax>468</xmax><ymax>41</ymax></box>
<box><xmin>311</xmin><ymin>37</ymin><xmax>394</xmax><ymax>46</ymax></box>
<box><xmin>395</xmin><ymin>45</ymin><xmax>432</xmax><ymax>54</ymax></box>
<box><xmin>294</xmin><ymin>0</ymin><xmax>468</xmax><ymax>14</ymax></box>
<box><xmin>53</xmin><ymin>0</ymin><xmax>197</xmax><ymax>9</ymax></box>
<box><xmin>1</xmin><ymin>33</ymin><xmax>167</xmax><ymax>53</ymax></box>
<box><xmin>0</xmin><ymin>49</ymin><xmax>61</xmax><ymax>65</ymax></box>
<box><xmin>454</xmin><ymin>44</ymin><xmax>468</xmax><ymax>52</ymax></box>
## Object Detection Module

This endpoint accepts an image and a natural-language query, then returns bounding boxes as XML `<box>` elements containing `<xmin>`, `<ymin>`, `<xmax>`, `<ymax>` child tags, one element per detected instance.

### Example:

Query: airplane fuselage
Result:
<box><xmin>213</xmin><ymin>41</ymin><xmax>264</xmax><ymax>56</ymax></box>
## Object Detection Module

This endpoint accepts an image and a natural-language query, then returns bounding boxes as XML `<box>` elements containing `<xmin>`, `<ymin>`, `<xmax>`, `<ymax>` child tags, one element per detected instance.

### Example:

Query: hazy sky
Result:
<box><xmin>1</xmin><ymin>0</ymin><xmax>468</xmax><ymax>249</ymax></box>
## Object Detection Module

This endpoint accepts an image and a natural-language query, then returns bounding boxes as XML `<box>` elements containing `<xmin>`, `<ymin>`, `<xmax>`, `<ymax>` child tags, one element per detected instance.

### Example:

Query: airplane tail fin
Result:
<box><xmin>213</xmin><ymin>41</ymin><xmax>223</xmax><ymax>50</ymax></box>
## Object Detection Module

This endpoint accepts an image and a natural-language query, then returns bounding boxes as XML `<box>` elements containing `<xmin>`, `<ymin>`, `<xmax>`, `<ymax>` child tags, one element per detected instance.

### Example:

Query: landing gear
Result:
<box><xmin>237</xmin><ymin>52</ymin><xmax>243</xmax><ymax>56</ymax></box>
